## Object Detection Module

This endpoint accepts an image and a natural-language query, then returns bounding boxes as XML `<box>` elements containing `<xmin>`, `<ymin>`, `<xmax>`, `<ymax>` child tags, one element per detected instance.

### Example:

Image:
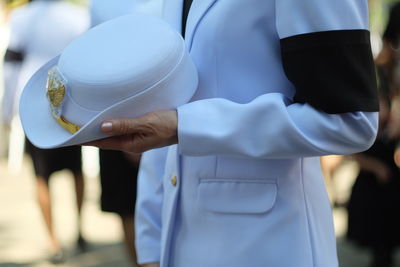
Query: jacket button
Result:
<box><xmin>171</xmin><ymin>175</ymin><xmax>177</xmax><ymax>186</ymax></box>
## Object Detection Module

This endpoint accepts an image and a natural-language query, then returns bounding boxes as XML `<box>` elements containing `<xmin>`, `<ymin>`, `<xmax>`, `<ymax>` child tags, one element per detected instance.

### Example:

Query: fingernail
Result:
<box><xmin>101</xmin><ymin>122</ymin><xmax>113</xmax><ymax>132</ymax></box>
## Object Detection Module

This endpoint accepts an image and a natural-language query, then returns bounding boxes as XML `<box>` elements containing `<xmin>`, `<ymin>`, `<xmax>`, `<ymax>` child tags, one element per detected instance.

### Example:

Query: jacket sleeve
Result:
<box><xmin>177</xmin><ymin>0</ymin><xmax>379</xmax><ymax>158</ymax></box>
<box><xmin>135</xmin><ymin>147</ymin><xmax>168</xmax><ymax>264</ymax></box>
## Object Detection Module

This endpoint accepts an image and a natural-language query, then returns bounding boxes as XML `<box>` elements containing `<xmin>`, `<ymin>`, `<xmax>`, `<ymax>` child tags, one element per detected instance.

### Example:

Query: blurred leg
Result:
<box><xmin>73</xmin><ymin>171</ymin><xmax>86</xmax><ymax>250</ymax></box>
<box><xmin>73</xmin><ymin>172</ymin><xmax>84</xmax><ymax>229</ymax></box>
<box><xmin>36</xmin><ymin>176</ymin><xmax>61</xmax><ymax>253</ymax></box>
<box><xmin>121</xmin><ymin>215</ymin><xmax>138</xmax><ymax>266</ymax></box>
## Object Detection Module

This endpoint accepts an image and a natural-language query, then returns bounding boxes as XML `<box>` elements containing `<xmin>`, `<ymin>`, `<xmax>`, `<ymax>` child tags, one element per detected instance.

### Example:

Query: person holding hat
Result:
<box><xmin>19</xmin><ymin>0</ymin><xmax>379</xmax><ymax>266</ymax></box>
<box><xmin>87</xmin><ymin>0</ymin><xmax>379</xmax><ymax>267</ymax></box>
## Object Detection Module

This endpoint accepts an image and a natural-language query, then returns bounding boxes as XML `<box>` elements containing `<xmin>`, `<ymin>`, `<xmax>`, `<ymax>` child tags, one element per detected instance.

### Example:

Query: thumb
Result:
<box><xmin>101</xmin><ymin>118</ymin><xmax>140</xmax><ymax>136</ymax></box>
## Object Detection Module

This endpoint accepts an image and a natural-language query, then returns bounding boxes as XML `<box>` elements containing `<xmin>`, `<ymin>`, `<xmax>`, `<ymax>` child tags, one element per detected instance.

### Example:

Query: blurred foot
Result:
<box><xmin>76</xmin><ymin>235</ymin><xmax>88</xmax><ymax>252</ymax></box>
<box><xmin>48</xmin><ymin>250</ymin><xmax>65</xmax><ymax>265</ymax></box>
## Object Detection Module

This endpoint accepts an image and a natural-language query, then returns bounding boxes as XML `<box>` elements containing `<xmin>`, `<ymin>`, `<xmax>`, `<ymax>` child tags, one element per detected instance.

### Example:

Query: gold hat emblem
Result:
<box><xmin>45</xmin><ymin>67</ymin><xmax>81</xmax><ymax>134</ymax></box>
<box><xmin>47</xmin><ymin>84</ymin><xmax>65</xmax><ymax>107</ymax></box>
<box><xmin>46</xmin><ymin>70</ymin><xmax>66</xmax><ymax>108</ymax></box>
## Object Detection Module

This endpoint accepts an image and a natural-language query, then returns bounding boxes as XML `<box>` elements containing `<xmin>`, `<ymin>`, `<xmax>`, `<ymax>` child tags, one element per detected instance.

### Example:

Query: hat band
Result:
<box><xmin>53</xmin><ymin>115</ymin><xmax>82</xmax><ymax>134</ymax></box>
<box><xmin>46</xmin><ymin>66</ymin><xmax>82</xmax><ymax>134</ymax></box>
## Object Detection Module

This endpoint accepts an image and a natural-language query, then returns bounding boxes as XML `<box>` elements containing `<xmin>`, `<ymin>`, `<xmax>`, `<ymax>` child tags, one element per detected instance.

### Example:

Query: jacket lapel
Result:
<box><xmin>184</xmin><ymin>0</ymin><xmax>218</xmax><ymax>50</ymax></box>
<box><xmin>163</xmin><ymin>0</ymin><xmax>218</xmax><ymax>50</ymax></box>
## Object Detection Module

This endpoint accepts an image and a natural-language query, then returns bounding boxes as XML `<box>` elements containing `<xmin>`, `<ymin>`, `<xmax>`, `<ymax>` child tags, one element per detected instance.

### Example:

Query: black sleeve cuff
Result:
<box><xmin>280</xmin><ymin>30</ymin><xmax>379</xmax><ymax>114</ymax></box>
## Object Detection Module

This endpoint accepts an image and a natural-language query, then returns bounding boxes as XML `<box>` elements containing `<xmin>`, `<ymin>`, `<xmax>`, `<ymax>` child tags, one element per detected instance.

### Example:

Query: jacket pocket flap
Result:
<box><xmin>197</xmin><ymin>178</ymin><xmax>277</xmax><ymax>214</ymax></box>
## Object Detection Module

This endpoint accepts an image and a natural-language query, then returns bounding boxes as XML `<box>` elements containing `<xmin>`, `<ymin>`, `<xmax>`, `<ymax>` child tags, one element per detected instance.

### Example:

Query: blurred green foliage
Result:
<box><xmin>66</xmin><ymin>0</ymin><xmax>88</xmax><ymax>6</ymax></box>
<box><xmin>370</xmin><ymin>0</ymin><xmax>399</xmax><ymax>34</ymax></box>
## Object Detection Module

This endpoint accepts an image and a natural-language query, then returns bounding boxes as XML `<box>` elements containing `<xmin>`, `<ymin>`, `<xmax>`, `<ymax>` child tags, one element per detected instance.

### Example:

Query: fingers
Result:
<box><xmin>84</xmin><ymin>111</ymin><xmax>178</xmax><ymax>153</ymax></box>
<box><xmin>101</xmin><ymin>117</ymin><xmax>142</xmax><ymax>136</ymax></box>
<box><xmin>84</xmin><ymin>134</ymin><xmax>152</xmax><ymax>153</ymax></box>
<box><xmin>85</xmin><ymin>134</ymin><xmax>165</xmax><ymax>153</ymax></box>
<box><xmin>84</xmin><ymin>136</ymin><xmax>128</xmax><ymax>151</ymax></box>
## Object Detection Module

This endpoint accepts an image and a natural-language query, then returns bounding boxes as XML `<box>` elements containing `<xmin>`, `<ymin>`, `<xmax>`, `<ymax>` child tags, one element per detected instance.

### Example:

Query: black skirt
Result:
<box><xmin>99</xmin><ymin>149</ymin><xmax>139</xmax><ymax>216</ymax></box>
<box><xmin>25</xmin><ymin>138</ymin><xmax>82</xmax><ymax>179</ymax></box>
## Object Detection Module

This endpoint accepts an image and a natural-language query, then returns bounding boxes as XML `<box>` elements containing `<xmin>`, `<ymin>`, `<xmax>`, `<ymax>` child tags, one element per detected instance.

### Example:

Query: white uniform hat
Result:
<box><xmin>19</xmin><ymin>13</ymin><xmax>198</xmax><ymax>149</ymax></box>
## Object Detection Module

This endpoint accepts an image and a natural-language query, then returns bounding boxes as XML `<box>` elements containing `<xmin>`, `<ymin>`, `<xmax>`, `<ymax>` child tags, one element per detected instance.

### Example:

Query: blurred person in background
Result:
<box><xmin>98</xmin><ymin>149</ymin><xmax>140</xmax><ymax>265</ymax></box>
<box><xmin>90</xmin><ymin>0</ymin><xmax>163</xmax><ymax>265</ymax></box>
<box><xmin>3</xmin><ymin>0</ymin><xmax>89</xmax><ymax>263</ymax></box>
<box><xmin>346</xmin><ymin>68</ymin><xmax>400</xmax><ymax>267</ymax></box>
<box><xmin>347</xmin><ymin>5</ymin><xmax>400</xmax><ymax>265</ymax></box>
<box><xmin>377</xmin><ymin>1</ymin><xmax>400</xmax><ymax>172</ymax></box>
<box><xmin>1</xmin><ymin>0</ymin><xmax>30</xmax><ymax>163</ymax></box>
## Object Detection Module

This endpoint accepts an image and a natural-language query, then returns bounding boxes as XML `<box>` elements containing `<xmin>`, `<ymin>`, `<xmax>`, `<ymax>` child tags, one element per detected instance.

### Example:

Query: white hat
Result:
<box><xmin>19</xmin><ymin>13</ymin><xmax>198</xmax><ymax>149</ymax></box>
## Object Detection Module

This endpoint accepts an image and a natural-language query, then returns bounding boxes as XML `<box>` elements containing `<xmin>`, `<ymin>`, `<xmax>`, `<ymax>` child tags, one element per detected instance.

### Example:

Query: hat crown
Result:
<box><xmin>58</xmin><ymin>14</ymin><xmax>184</xmax><ymax>111</ymax></box>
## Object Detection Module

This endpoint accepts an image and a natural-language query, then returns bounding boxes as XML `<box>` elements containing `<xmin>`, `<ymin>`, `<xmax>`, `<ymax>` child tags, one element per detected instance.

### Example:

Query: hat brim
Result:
<box><xmin>20</xmin><ymin>56</ymin><xmax>82</xmax><ymax>149</ymax></box>
<box><xmin>20</xmin><ymin>54</ymin><xmax>198</xmax><ymax>149</ymax></box>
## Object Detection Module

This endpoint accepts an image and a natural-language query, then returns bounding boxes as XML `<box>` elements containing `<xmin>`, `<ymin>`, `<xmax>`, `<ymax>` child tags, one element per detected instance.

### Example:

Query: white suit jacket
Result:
<box><xmin>136</xmin><ymin>0</ymin><xmax>379</xmax><ymax>266</ymax></box>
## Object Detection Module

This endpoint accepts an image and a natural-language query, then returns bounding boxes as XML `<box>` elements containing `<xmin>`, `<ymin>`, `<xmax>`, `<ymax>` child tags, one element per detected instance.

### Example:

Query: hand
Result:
<box><xmin>141</xmin><ymin>263</ymin><xmax>160</xmax><ymax>267</ymax></box>
<box><xmin>85</xmin><ymin>110</ymin><xmax>178</xmax><ymax>153</ymax></box>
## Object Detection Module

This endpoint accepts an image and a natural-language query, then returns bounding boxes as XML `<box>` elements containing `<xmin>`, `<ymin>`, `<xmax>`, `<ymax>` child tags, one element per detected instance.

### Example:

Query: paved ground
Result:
<box><xmin>0</xmin><ymin>155</ymin><xmax>399</xmax><ymax>267</ymax></box>
<box><xmin>0</xmin><ymin>155</ymin><xmax>133</xmax><ymax>267</ymax></box>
